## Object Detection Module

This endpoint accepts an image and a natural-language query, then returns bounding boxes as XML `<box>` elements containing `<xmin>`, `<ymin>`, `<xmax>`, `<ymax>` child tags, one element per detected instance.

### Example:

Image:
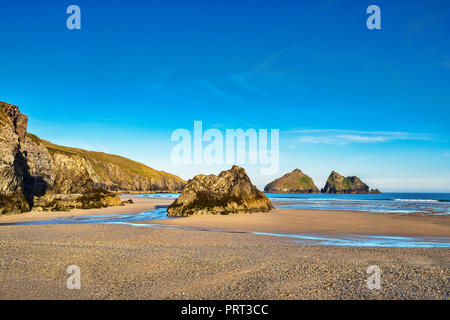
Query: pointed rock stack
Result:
<box><xmin>321</xmin><ymin>171</ymin><xmax>380</xmax><ymax>194</ymax></box>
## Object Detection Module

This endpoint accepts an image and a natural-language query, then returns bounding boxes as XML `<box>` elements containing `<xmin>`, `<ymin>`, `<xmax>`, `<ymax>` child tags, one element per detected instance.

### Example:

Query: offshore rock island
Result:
<box><xmin>321</xmin><ymin>171</ymin><xmax>381</xmax><ymax>194</ymax></box>
<box><xmin>265</xmin><ymin>169</ymin><xmax>380</xmax><ymax>194</ymax></box>
<box><xmin>264</xmin><ymin>169</ymin><xmax>319</xmax><ymax>193</ymax></box>
<box><xmin>0</xmin><ymin>102</ymin><xmax>185</xmax><ymax>214</ymax></box>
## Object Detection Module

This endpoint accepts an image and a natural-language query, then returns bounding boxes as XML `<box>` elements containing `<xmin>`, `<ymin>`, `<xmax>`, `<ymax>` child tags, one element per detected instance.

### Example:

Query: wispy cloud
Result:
<box><xmin>230</xmin><ymin>73</ymin><xmax>260</xmax><ymax>95</ymax></box>
<box><xmin>289</xmin><ymin>129</ymin><xmax>433</xmax><ymax>145</ymax></box>
<box><xmin>197</xmin><ymin>80</ymin><xmax>231</xmax><ymax>101</ymax></box>
<box><xmin>255</xmin><ymin>46</ymin><xmax>297</xmax><ymax>71</ymax></box>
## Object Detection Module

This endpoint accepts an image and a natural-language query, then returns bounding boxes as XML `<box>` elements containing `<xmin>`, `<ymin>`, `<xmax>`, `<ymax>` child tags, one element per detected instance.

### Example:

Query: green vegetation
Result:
<box><xmin>283</xmin><ymin>175</ymin><xmax>315</xmax><ymax>189</ymax></box>
<box><xmin>342</xmin><ymin>177</ymin><xmax>354</xmax><ymax>189</ymax></box>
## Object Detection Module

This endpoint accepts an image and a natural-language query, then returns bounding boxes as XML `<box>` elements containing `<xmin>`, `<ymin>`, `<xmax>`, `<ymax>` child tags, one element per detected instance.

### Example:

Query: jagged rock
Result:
<box><xmin>321</xmin><ymin>171</ymin><xmax>381</xmax><ymax>194</ymax></box>
<box><xmin>167</xmin><ymin>166</ymin><xmax>273</xmax><ymax>216</ymax></box>
<box><xmin>0</xmin><ymin>102</ymin><xmax>30</xmax><ymax>214</ymax></box>
<box><xmin>22</xmin><ymin>133</ymin><xmax>55</xmax><ymax>197</ymax></box>
<box><xmin>264</xmin><ymin>169</ymin><xmax>319</xmax><ymax>193</ymax></box>
<box><xmin>0</xmin><ymin>101</ymin><xmax>186</xmax><ymax>214</ymax></box>
<box><xmin>0</xmin><ymin>193</ymin><xmax>30</xmax><ymax>215</ymax></box>
<box><xmin>1</xmin><ymin>102</ymin><xmax>28</xmax><ymax>143</ymax></box>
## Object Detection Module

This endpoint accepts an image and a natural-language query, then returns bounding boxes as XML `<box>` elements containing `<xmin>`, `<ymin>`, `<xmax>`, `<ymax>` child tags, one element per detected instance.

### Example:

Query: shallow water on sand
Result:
<box><xmin>2</xmin><ymin>207</ymin><xmax>449</xmax><ymax>248</ymax></box>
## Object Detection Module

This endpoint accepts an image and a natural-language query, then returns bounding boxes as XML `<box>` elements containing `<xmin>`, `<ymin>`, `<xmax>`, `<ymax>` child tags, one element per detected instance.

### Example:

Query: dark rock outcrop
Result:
<box><xmin>32</xmin><ymin>189</ymin><xmax>122</xmax><ymax>212</ymax></box>
<box><xmin>0</xmin><ymin>101</ymin><xmax>186</xmax><ymax>214</ymax></box>
<box><xmin>264</xmin><ymin>169</ymin><xmax>319</xmax><ymax>193</ymax></box>
<box><xmin>167</xmin><ymin>166</ymin><xmax>273</xmax><ymax>216</ymax></box>
<box><xmin>321</xmin><ymin>171</ymin><xmax>380</xmax><ymax>194</ymax></box>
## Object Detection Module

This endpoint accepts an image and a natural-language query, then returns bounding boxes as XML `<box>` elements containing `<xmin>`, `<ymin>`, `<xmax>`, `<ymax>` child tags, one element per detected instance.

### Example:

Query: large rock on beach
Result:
<box><xmin>167</xmin><ymin>166</ymin><xmax>274</xmax><ymax>216</ymax></box>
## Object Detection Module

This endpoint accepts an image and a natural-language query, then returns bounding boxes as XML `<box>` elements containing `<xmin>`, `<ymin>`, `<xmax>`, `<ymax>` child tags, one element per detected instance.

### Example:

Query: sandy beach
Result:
<box><xmin>0</xmin><ymin>196</ymin><xmax>449</xmax><ymax>299</ymax></box>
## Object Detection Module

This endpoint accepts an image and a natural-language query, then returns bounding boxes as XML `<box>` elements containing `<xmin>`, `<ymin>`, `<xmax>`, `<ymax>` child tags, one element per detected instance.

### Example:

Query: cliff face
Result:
<box><xmin>167</xmin><ymin>166</ymin><xmax>273</xmax><ymax>216</ymax></box>
<box><xmin>321</xmin><ymin>171</ymin><xmax>380</xmax><ymax>194</ymax></box>
<box><xmin>264</xmin><ymin>169</ymin><xmax>319</xmax><ymax>193</ymax></box>
<box><xmin>0</xmin><ymin>102</ymin><xmax>186</xmax><ymax>214</ymax></box>
<box><xmin>0</xmin><ymin>102</ymin><xmax>30</xmax><ymax>214</ymax></box>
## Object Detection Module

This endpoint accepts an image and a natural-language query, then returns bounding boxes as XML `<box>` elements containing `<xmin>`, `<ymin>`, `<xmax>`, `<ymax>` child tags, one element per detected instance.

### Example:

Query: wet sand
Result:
<box><xmin>0</xmin><ymin>196</ymin><xmax>449</xmax><ymax>299</ymax></box>
<box><xmin>151</xmin><ymin>208</ymin><xmax>450</xmax><ymax>238</ymax></box>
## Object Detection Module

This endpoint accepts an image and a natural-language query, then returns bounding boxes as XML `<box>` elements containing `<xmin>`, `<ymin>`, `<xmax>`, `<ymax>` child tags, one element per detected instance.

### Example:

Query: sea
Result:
<box><xmin>137</xmin><ymin>192</ymin><xmax>450</xmax><ymax>216</ymax></box>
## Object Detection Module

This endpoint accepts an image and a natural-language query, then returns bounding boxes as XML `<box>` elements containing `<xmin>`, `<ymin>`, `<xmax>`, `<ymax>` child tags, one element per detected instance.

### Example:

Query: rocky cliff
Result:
<box><xmin>0</xmin><ymin>102</ymin><xmax>186</xmax><ymax>214</ymax></box>
<box><xmin>321</xmin><ymin>171</ymin><xmax>380</xmax><ymax>194</ymax></box>
<box><xmin>264</xmin><ymin>169</ymin><xmax>319</xmax><ymax>193</ymax></box>
<box><xmin>0</xmin><ymin>102</ymin><xmax>30</xmax><ymax>214</ymax></box>
<box><xmin>167</xmin><ymin>165</ymin><xmax>273</xmax><ymax>216</ymax></box>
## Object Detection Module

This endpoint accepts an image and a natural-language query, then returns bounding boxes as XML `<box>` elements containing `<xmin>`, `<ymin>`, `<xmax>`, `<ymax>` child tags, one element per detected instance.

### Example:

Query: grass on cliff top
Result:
<box><xmin>26</xmin><ymin>132</ymin><xmax>42</xmax><ymax>145</ymax></box>
<box><xmin>27</xmin><ymin>133</ymin><xmax>185</xmax><ymax>182</ymax></box>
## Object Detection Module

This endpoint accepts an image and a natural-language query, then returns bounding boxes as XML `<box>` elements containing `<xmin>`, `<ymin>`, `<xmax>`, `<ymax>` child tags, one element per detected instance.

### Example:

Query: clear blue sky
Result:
<box><xmin>1</xmin><ymin>0</ymin><xmax>449</xmax><ymax>191</ymax></box>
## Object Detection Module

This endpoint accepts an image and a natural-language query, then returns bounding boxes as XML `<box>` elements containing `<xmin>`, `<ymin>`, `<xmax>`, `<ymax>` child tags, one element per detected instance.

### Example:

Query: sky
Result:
<box><xmin>1</xmin><ymin>0</ymin><xmax>449</xmax><ymax>192</ymax></box>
